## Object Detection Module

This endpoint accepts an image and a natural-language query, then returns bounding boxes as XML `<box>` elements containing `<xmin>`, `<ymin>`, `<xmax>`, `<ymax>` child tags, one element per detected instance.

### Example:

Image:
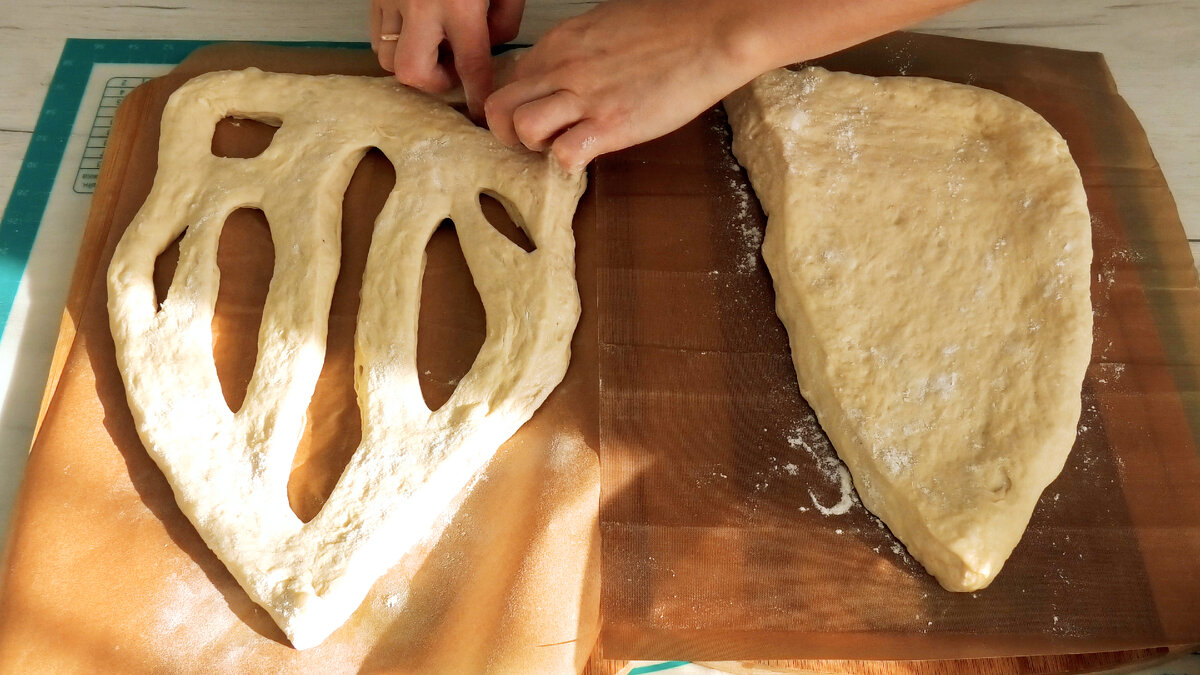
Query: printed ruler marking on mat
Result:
<box><xmin>74</xmin><ymin>76</ymin><xmax>154</xmax><ymax>194</ymax></box>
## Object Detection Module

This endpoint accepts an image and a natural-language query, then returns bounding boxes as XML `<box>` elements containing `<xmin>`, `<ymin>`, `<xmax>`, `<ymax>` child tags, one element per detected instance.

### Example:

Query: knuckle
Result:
<box><xmin>391</xmin><ymin>63</ymin><xmax>426</xmax><ymax>87</ymax></box>
<box><xmin>551</xmin><ymin>144</ymin><xmax>582</xmax><ymax>172</ymax></box>
<box><xmin>510</xmin><ymin>102</ymin><xmax>534</xmax><ymax>126</ymax></box>
<box><xmin>428</xmin><ymin>72</ymin><xmax>455</xmax><ymax>92</ymax></box>
<box><xmin>512</xmin><ymin>112</ymin><xmax>539</xmax><ymax>141</ymax></box>
<box><xmin>592</xmin><ymin>104</ymin><xmax>624</xmax><ymax>131</ymax></box>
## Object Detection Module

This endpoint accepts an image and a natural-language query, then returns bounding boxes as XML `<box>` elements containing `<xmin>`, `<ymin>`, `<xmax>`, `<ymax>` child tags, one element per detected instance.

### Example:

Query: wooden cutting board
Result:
<box><xmin>6</xmin><ymin>36</ymin><xmax>1199</xmax><ymax>674</ymax></box>
<box><xmin>594</xmin><ymin>31</ymin><xmax>1200</xmax><ymax>666</ymax></box>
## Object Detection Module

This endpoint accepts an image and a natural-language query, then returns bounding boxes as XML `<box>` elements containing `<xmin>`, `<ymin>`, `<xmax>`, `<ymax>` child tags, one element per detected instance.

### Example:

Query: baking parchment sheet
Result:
<box><xmin>0</xmin><ymin>45</ymin><xmax>600</xmax><ymax>673</ymax></box>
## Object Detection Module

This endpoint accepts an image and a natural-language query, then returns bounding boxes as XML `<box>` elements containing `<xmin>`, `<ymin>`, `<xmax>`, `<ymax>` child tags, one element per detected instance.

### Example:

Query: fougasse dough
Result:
<box><xmin>107</xmin><ymin>68</ymin><xmax>585</xmax><ymax>648</ymax></box>
<box><xmin>724</xmin><ymin>67</ymin><xmax>1092</xmax><ymax>591</ymax></box>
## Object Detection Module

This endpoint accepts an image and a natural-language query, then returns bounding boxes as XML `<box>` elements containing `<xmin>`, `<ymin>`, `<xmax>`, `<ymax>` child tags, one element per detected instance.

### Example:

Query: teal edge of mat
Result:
<box><xmin>0</xmin><ymin>38</ymin><xmax>369</xmax><ymax>334</ymax></box>
<box><xmin>629</xmin><ymin>663</ymin><xmax>692</xmax><ymax>674</ymax></box>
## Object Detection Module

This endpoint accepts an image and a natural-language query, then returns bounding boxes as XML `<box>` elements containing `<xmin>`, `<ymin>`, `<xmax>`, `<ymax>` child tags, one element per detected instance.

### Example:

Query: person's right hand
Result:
<box><xmin>482</xmin><ymin>0</ymin><xmax>975</xmax><ymax>172</ymax></box>
<box><xmin>483</xmin><ymin>0</ymin><xmax>762</xmax><ymax>173</ymax></box>
<box><xmin>368</xmin><ymin>0</ymin><xmax>526</xmax><ymax>118</ymax></box>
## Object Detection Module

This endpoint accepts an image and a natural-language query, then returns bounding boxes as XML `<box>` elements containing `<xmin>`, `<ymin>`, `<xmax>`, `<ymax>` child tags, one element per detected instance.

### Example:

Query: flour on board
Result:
<box><xmin>710</xmin><ymin>108</ymin><xmax>765</xmax><ymax>274</ymax></box>
<box><xmin>785</xmin><ymin>416</ymin><xmax>859</xmax><ymax>516</ymax></box>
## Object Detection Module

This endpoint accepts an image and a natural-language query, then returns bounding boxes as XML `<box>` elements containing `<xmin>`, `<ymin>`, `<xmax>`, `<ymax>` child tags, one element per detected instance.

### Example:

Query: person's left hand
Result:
<box><xmin>369</xmin><ymin>0</ymin><xmax>526</xmax><ymax>118</ymax></box>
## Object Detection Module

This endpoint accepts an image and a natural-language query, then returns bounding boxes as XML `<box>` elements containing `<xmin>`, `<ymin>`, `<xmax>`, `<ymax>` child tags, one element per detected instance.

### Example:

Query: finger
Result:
<box><xmin>487</xmin><ymin>0</ymin><xmax>526</xmax><ymax>45</ymax></box>
<box><xmin>377</xmin><ymin>8</ymin><xmax>401</xmax><ymax>71</ymax></box>
<box><xmin>392</xmin><ymin>12</ymin><xmax>453</xmax><ymax>91</ymax></box>
<box><xmin>395</xmin><ymin>49</ymin><xmax>456</xmax><ymax>92</ymax></box>
<box><xmin>512</xmin><ymin>90</ymin><xmax>585</xmax><ymax>151</ymax></box>
<box><xmin>485</xmin><ymin>76</ymin><xmax>560</xmax><ymax>147</ymax></box>
<box><xmin>369</xmin><ymin>2</ymin><xmax>380</xmax><ymax>53</ymax></box>
<box><xmin>550</xmin><ymin>118</ymin><xmax>617</xmax><ymax>172</ymax></box>
<box><xmin>444</xmin><ymin>9</ymin><xmax>493</xmax><ymax>118</ymax></box>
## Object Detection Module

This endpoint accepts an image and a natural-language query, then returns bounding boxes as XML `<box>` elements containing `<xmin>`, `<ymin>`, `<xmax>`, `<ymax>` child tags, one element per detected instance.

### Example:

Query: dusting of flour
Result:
<box><xmin>709</xmin><ymin>107</ymin><xmax>765</xmax><ymax>274</ymax></box>
<box><xmin>785</xmin><ymin>414</ymin><xmax>859</xmax><ymax>516</ymax></box>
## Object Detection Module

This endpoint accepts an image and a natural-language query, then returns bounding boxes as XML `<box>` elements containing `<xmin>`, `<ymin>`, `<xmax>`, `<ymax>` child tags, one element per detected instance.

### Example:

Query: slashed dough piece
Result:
<box><xmin>107</xmin><ymin>68</ymin><xmax>585</xmax><ymax>648</ymax></box>
<box><xmin>724</xmin><ymin>67</ymin><xmax>1092</xmax><ymax>591</ymax></box>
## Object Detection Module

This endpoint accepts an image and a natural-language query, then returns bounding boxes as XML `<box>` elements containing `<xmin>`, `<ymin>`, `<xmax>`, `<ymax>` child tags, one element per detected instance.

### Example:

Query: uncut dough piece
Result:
<box><xmin>725</xmin><ymin>67</ymin><xmax>1092</xmax><ymax>591</ymax></box>
<box><xmin>107</xmin><ymin>69</ymin><xmax>585</xmax><ymax>648</ymax></box>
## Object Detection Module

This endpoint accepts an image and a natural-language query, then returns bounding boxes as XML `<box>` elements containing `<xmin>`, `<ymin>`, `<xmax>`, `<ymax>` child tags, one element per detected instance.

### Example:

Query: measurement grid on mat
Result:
<box><xmin>73</xmin><ymin>76</ymin><xmax>153</xmax><ymax>194</ymax></box>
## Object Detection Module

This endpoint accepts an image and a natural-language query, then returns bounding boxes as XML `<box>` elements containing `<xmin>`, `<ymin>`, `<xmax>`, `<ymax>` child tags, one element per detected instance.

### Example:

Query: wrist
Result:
<box><xmin>719</xmin><ymin>0</ymin><xmax>976</xmax><ymax>79</ymax></box>
<box><xmin>718</xmin><ymin>1</ymin><xmax>787</xmax><ymax>83</ymax></box>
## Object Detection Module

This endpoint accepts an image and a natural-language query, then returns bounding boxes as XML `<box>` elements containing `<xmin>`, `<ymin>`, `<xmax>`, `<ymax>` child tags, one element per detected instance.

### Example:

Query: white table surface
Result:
<box><xmin>0</xmin><ymin>1</ymin><xmax>1197</xmax><ymax>665</ymax></box>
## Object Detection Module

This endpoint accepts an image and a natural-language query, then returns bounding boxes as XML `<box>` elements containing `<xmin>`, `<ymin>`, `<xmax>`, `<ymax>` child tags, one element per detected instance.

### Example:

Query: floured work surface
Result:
<box><xmin>0</xmin><ymin>45</ymin><xmax>600</xmax><ymax>672</ymax></box>
<box><xmin>598</xmin><ymin>32</ymin><xmax>1200</xmax><ymax>660</ymax></box>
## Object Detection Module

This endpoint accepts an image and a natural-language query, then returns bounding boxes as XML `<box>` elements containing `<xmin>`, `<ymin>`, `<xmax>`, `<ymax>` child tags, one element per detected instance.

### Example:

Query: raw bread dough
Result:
<box><xmin>724</xmin><ymin>67</ymin><xmax>1092</xmax><ymax>591</ymax></box>
<box><xmin>107</xmin><ymin>68</ymin><xmax>585</xmax><ymax>648</ymax></box>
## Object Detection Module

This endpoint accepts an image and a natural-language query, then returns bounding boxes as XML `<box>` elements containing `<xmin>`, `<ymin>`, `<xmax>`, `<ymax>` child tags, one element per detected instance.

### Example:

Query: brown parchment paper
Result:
<box><xmin>597</xmin><ymin>33</ymin><xmax>1200</xmax><ymax>661</ymax></box>
<box><xmin>0</xmin><ymin>45</ymin><xmax>600</xmax><ymax>673</ymax></box>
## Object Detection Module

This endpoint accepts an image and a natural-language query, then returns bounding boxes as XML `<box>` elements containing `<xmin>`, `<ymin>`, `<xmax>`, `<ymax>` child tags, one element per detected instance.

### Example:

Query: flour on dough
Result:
<box><xmin>107</xmin><ymin>68</ymin><xmax>585</xmax><ymax>648</ymax></box>
<box><xmin>724</xmin><ymin>67</ymin><xmax>1092</xmax><ymax>591</ymax></box>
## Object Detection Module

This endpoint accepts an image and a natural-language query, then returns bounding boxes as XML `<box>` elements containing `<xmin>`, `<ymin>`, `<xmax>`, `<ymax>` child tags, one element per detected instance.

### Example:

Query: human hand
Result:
<box><xmin>483</xmin><ymin>0</ymin><xmax>975</xmax><ymax>171</ymax></box>
<box><xmin>483</xmin><ymin>0</ymin><xmax>760</xmax><ymax>172</ymax></box>
<box><xmin>369</xmin><ymin>0</ymin><xmax>526</xmax><ymax>118</ymax></box>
